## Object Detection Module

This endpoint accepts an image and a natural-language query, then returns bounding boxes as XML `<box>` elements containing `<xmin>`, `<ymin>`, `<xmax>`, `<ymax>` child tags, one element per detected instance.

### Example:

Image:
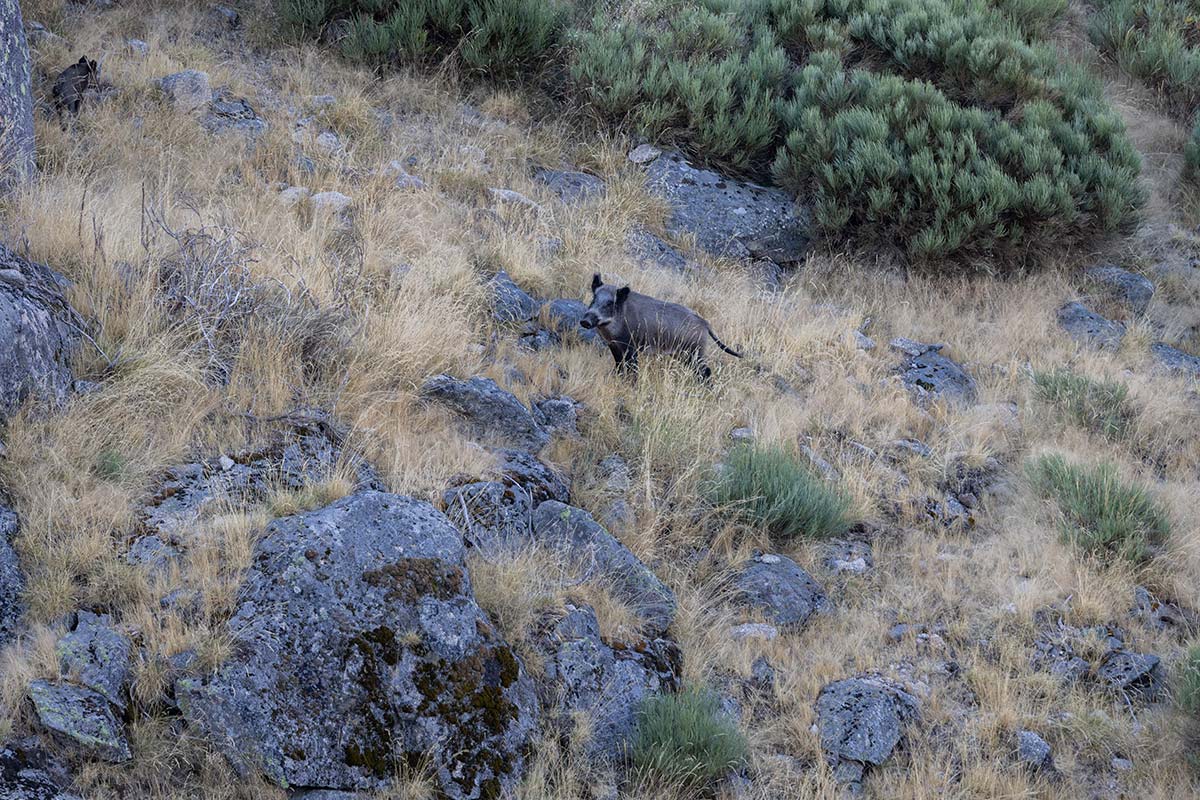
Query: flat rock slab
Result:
<box><xmin>644</xmin><ymin>152</ymin><xmax>809</xmax><ymax>265</ymax></box>
<box><xmin>536</xmin><ymin>604</ymin><xmax>681</xmax><ymax>764</ymax></box>
<box><xmin>1057</xmin><ymin>302</ymin><xmax>1124</xmax><ymax>350</ymax></box>
<box><xmin>28</xmin><ymin>681</ymin><xmax>130</xmax><ymax>763</ymax></box>
<box><xmin>531</xmin><ymin>501</ymin><xmax>676</xmax><ymax>636</ymax></box>
<box><xmin>176</xmin><ymin>491</ymin><xmax>538</xmax><ymax>799</ymax></box>
<box><xmin>421</xmin><ymin>375</ymin><xmax>548</xmax><ymax>452</ymax></box>
<box><xmin>56</xmin><ymin>611</ymin><xmax>131</xmax><ymax>711</ymax></box>
<box><xmin>735</xmin><ymin>553</ymin><xmax>827</xmax><ymax>629</ymax></box>
<box><xmin>891</xmin><ymin>339</ymin><xmax>977</xmax><ymax>404</ymax></box>
<box><xmin>0</xmin><ymin>245</ymin><xmax>80</xmax><ymax>420</ymax></box>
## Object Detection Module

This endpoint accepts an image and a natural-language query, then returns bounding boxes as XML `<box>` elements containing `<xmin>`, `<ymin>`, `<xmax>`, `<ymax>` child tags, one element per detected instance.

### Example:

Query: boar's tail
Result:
<box><xmin>708</xmin><ymin>328</ymin><xmax>742</xmax><ymax>358</ymax></box>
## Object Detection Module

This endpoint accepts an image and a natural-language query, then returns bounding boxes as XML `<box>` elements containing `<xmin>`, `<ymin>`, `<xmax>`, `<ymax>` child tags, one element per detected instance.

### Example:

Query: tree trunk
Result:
<box><xmin>0</xmin><ymin>0</ymin><xmax>34</xmax><ymax>192</ymax></box>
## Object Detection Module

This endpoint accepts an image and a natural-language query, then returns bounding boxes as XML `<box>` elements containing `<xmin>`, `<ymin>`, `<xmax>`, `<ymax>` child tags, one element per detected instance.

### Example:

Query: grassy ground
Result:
<box><xmin>1</xmin><ymin>1</ymin><xmax>1200</xmax><ymax>798</ymax></box>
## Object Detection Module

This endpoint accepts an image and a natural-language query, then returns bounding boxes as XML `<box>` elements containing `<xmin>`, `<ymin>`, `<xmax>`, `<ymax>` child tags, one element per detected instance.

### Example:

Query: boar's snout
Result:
<box><xmin>579</xmin><ymin>313</ymin><xmax>597</xmax><ymax>330</ymax></box>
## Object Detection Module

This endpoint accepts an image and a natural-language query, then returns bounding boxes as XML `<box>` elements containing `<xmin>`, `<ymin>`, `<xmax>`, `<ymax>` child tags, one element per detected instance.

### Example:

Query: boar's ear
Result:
<box><xmin>78</xmin><ymin>56</ymin><xmax>88</xmax><ymax>66</ymax></box>
<box><xmin>615</xmin><ymin>286</ymin><xmax>631</xmax><ymax>306</ymax></box>
<box><xmin>591</xmin><ymin>273</ymin><xmax>602</xmax><ymax>292</ymax></box>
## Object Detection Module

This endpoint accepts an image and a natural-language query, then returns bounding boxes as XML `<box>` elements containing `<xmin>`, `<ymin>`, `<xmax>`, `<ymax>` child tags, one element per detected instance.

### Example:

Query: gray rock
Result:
<box><xmin>534</xmin><ymin>169</ymin><xmax>605</xmax><ymax>204</ymax></box>
<box><xmin>892</xmin><ymin>340</ymin><xmax>977</xmax><ymax>404</ymax></box>
<box><xmin>159</xmin><ymin>70</ymin><xmax>211</xmax><ymax>113</ymax></box>
<box><xmin>202</xmin><ymin>90</ymin><xmax>267</xmax><ymax>137</ymax></box>
<box><xmin>141</xmin><ymin>420</ymin><xmax>379</xmax><ymax>536</ymax></box>
<box><xmin>1057</xmin><ymin>302</ymin><xmax>1124</xmax><ymax>350</ymax></box>
<box><xmin>311</xmin><ymin>191</ymin><xmax>352</xmax><ymax>215</ymax></box>
<box><xmin>1016</xmin><ymin>729</ymin><xmax>1054</xmax><ymax>772</ymax></box>
<box><xmin>730</xmin><ymin>623</ymin><xmax>779</xmax><ymax>641</ymax></box>
<box><xmin>126</xmin><ymin>39</ymin><xmax>149</xmax><ymax>58</ymax></box>
<box><xmin>627</xmin><ymin>144</ymin><xmax>662</xmax><ymax>164</ymax></box>
<box><xmin>853</xmin><ymin>331</ymin><xmax>876</xmax><ymax>350</ymax></box>
<box><xmin>734</xmin><ymin>553</ymin><xmax>827</xmax><ymax>629</ymax></box>
<box><xmin>544</xmin><ymin>299</ymin><xmax>601</xmax><ymax>345</ymax></box>
<box><xmin>532</xmin><ymin>396</ymin><xmax>579</xmax><ymax>438</ymax></box>
<box><xmin>278</xmin><ymin>185</ymin><xmax>310</xmax><ymax>207</ymax></box>
<box><xmin>176</xmin><ymin>491</ymin><xmax>538</xmax><ymax>798</ymax></box>
<box><xmin>823</xmin><ymin>540</ymin><xmax>873</xmax><ymax>575</ymax></box>
<box><xmin>597</xmin><ymin>455</ymin><xmax>631</xmax><ymax>494</ymax></box>
<box><xmin>749</xmin><ymin>656</ymin><xmax>775</xmax><ymax>690</ymax></box>
<box><xmin>126</xmin><ymin>534</ymin><xmax>179</xmax><ymax>576</ymax></box>
<box><xmin>57</xmin><ymin>611</ymin><xmax>131</xmax><ymax>711</ymax></box>
<box><xmin>291</xmin><ymin>792</ymin><xmax>365</xmax><ymax>800</ymax></box>
<box><xmin>531</xmin><ymin>501</ymin><xmax>676</xmax><ymax>636</ymax></box>
<box><xmin>1149</xmin><ymin>342</ymin><xmax>1200</xmax><ymax>377</ymax></box>
<box><xmin>0</xmin><ymin>744</ymin><xmax>82</xmax><ymax>800</ymax></box>
<box><xmin>816</xmin><ymin>676</ymin><xmax>919</xmax><ymax>790</ymax></box>
<box><xmin>1085</xmin><ymin>265</ymin><xmax>1154</xmax><ymax>317</ymax></box>
<box><xmin>208</xmin><ymin>4</ymin><xmax>239</xmax><ymax>28</ymax></box>
<box><xmin>1132</xmin><ymin>586</ymin><xmax>1195</xmax><ymax>633</ymax></box>
<box><xmin>0</xmin><ymin>245</ymin><xmax>81</xmax><ymax>419</ymax></box>
<box><xmin>626</xmin><ymin>227</ymin><xmax>692</xmax><ymax>272</ymax></box>
<box><xmin>1</xmin><ymin>0</ymin><xmax>35</xmax><ymax>192</ymax></box>
<box><xmin>421</xmin><ymin>375</ymin><xmax>548</xmax><ymax>452</ymax></box>
<box><xmin>536</xmin><ymin>604</ymin><xmax>680</xmax><ymax>764</ymax></box>
<box><xmin>489</xmin><ymin>271</ymin><xmax>540</xmax><ymax>324</ymax></box>
<box><xmin>1097</xmin><ymin>650</ymin><xmax>1165</xmax><ymax>702</ymax></box>
<box><xmin>1</xmin><ymin>502</ymin><xmax>24</xmax><ymax>647</ymax></box>
<box><xmin>443</xmin><ymin>481</ymin><xmax>532</xmax><ymax>552</ymax></box>
<box><xmin>644</xmin><ymin>153</ymin><xmax>809</xmax><ymax>265</ymax></box>
<box><xmin>494</xmin><ymin>448</ymin><xmax>569</xmax><ymax>505</ymax></box>
<box><xmin>488</xmin><ymin>188</ymin><xmax>541</xmax><ymax>211</ymax></box>
<box><xmin>28</xmin><ymin>681</ymin><xmax>130</xmax><ymax>762</ymax></box>
<box><xmin>1111</xmin><ymin>756</ymin><xmax>1133</xmax><ymax>771</ymax></box>
<box><xmin>884</xmin><ymin>439</ymin><xmax>932</xmax><ymax>461</ymax></box>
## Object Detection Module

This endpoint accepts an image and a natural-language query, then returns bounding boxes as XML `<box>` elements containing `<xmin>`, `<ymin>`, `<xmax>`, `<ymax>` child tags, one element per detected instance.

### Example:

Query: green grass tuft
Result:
<box><xmin>1031</xmin><ymin>368</ymin><xmax>1136</xmax><ymax>440</ymax></box>
<box><xmin>1178</xmin><ymin>645</ymin><xmax>1200</xmax><ymax>715</ymax></box>
<box><xmin>631</xmin><ymin>687</ymin><xmax>748</xmax><ymax>791</ymax></box>
<box><xmin>1026</xmin><ymin>454</ymin><xmax>1170</xmax><ymax>564</ymax></box>
<box><xmin>708</xmin><ymin>442</ymin><xmax>852</xmax><ymax>543</ymax></box>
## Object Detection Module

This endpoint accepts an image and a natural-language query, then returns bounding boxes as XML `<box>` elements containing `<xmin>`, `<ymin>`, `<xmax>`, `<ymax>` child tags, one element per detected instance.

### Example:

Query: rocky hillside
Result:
<box><xmin>1</xmin><ymin>1</ymin><xmax>1200</xmax><ymax>799</ymax></box>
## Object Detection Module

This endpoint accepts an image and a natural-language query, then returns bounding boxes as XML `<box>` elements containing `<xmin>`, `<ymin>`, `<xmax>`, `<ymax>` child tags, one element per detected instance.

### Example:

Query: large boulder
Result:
<box><xmin>56</xmin><ymin>611</ymin><xmax>132</xmax><ymax>711</ymax></box>
<box><xmin>1</xmin><ymin>0</ymin><xmax>35</xmax><ymax>191</ymax></box>
<box><xmin>734</xmin><ymin>553</ymin><xmax>827</xmax><ymax>630</ymax></box>
<box><xmin>536</xmin><ymin>604</ymin><xmax>681</xmax><ymax>764</ymax></box>
<box><xmin>816</xmin><ymin>676</ymin><xmax>920</xmax><ymax>791</ymax></box>
<box><xmin>1056</xmin><ymin>302</ymin><xmax>1124</xmax><ymax>350</ymax></box>
<box><xmin>0</xmin><ymin>245</ymin><xmax>81</xmax><ymax>419</ymax></box>
<box><xmin>176</xmin><ymin>491</ymin><xmax>538</xmax><ymax>799</ymax></box>
<box><xmin>421</xmin><ymin>375</ymin><xmax>549</xmax><ymax>452</ymax></box>
<box><xmin>643</xmin><ymin>152</ymin><xmax>809</xmax><ymax>265</ymax></box>
<box><xmin>531</xmin><ymin>501</ymin><xmax>675</xmax><ymax>636</ymax></box>
<box><xmin>1</xmin><ymin>502</ymin><xmax>23</xmax><ymax>647</ymax></box>
<box><xmin>889</xmin><ymin>338</ymin><xmax>977</xmax><ymax>404</ymax></box>
<box><xmin>28</xmin><ymin>681</ymin><xmax>130</xmax><ymax>763</ymax></box>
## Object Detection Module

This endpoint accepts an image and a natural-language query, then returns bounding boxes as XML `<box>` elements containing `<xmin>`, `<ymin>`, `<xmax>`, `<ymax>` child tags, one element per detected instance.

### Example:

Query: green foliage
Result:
<box><xmin>1026</xmin><ymin>454</ymin><xmax>1170</xmax><ymax>564</ymax></box>
<box><xmin>1178</xmin><ymin>645</ymin><xmax>1200</xmax><ymax>715</ymax></box>
<box><xmin>1089</xmin><ymin>0</ymin><xmax>1200</xmax><ymax>118</ymax></box>
<box><xmin>1186</xmin><ymin>111</ymin><xmax>1200</xmax><ymax>181</ymax></box>
<box><xmin>571</xmin><ymin>0</ymin><xmax>1143</xmax><ymax>265</ymax></box>
<box><xmin>1031</xmin><ymin>368</ymin><xmax>1135</xmax><ymax>440</ymax></box>
<box><xmin>708</xmin><ymin>442</ymin><xmax>852</xmax><ymax>542</ymax></box>
<box><xmin>94</xmin><ymin>448</ymin><xmax>128</xmax><ymax>483</ymax></box>
<box><xmin>278</xmin><ymin>0</ymin><xmax>567</xmax><ymax>73</ymax></box>
<box><xmin>631</xmin><ymin>688</ymin><xmax>748</xmax><ymax>791</ymax></box>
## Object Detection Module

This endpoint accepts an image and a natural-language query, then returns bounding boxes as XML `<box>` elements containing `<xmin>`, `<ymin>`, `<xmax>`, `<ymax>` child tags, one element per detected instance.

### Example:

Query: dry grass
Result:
<box><xmin>1</xmin><ymin>1</ymin><xmax>1199</xmax><ymax>798</ymax></box>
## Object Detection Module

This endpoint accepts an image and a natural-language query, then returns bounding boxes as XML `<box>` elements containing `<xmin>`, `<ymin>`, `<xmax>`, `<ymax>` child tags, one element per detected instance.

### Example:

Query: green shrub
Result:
<box><xmin>631</xmin><ymin>688</ymin><xmax>748</xmax><ymax>791</ymax></box>
<box><xmin>1026</xmin><ymin>454</ymin><xmax>1170</xmax><ymax>563</ymax></box>
<box><xmin>708</xmin><ymin>442</ymin><xmax>852</xmax><ymax>542</ymax></box>
<box><xmin>1178</xmin><ymin>645</ymin><xmax>1200</xmax><ymax>715</ymax></box>
<box><xmin>571</xmin><ymin>0</ymin><xmax>1143</xmax><ymax>264</ymax></box>
<box><xmin>1089</xmin><ymin>0</ymin><xmax>1200</xmax><ymax>119</ymax></box>
<box><xmin>1031</xmin><ymin>368</ymin><xmax>1135</xmax><ymax>440</ymax></box>
<box><xmin>278</xmin><ymin>0</ymin><xmax>567</xmax><ymax>74</ymax></box>
<box><xmin>1186</xmin><ymin>111</ymin><xmax>1200</xmax><ymax>181</ymax></box>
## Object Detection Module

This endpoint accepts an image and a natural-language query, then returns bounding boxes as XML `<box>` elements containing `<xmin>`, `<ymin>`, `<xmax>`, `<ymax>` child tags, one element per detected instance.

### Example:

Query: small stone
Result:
<box><xmin>854</xmin><ymin>330</ymin><xmax>876</xmax><ymax>350</ymax></box>
<box><xmin>730</xmin><ymin>623</ymin><xmax>779</xmax><ymax>641</ymax></box>
<box><xmin>309</xmin><ymin>95</ymin><xmax>338</xmax><ymax>109</ymax></box>
<box><xmin>1016</xmin><ymin>729</ymin><xmax>1054</xmax><ymax>772</ymax></box>
<box><xmin>1057</xmin><ymin>302</ymin><xmax>1125</xmax><ymax>350</ymax></box>
<box><xmin>218</xmin><ymin>455</ymin><xmax>236</xmax><ymax>471</ymax></box>
<box><xmin>489</xmin><ymin>271</ymin><xmax>540</xmax><ymax>324</ymax></box>
<box><xmin>750</xmin><ymin>656</ymin><xmax>775</xmax><ymax>689</ymax></box>
<box><xmin>533</xmin><ymin>169</ymin><xmax>606</xmax><ymax>204</ymax></box>
<box><xmin>126</xmin><ymin>39</ymin><xmax>150</xmax><ymax>58</ymax></box>
<box><xmin>735</xmin><ymin>554</ymin><xmax>827</xmax><ymax>629</ymax></box>
<box><xmin>209</xmin><ymin>4</ymin><xmax>240</xmax><ymax>28</ymax></box>
<box><xmin>730</xmin><ymin>426</ymin><xmax>755</xmax><ymax>442</ymax></box>
<box><xmin>160</xmin><ymin>70</ymin><xmax>212</xmax><ymax>113</ymax></box>
<box><xmin>310</xmin><ymin>191</ymin><xmax>352</xmax><ymax>215</ymax></box>
<box><xmin>488</xmin><ymin>188</ymin><xmax>542</xmax><ymax>211</ymax></box>
<box><xmin>1150</xmin><ymin>342</ymin><xmax>1200</xmax><ymax>378</ymax></box>
<box><xmin>628</xmin><ymin>144</ymin><xmax>662</xmax><ymax>164</ymax></box>
<box><xmin>315</xmin><ymin>131</ymin><xmax>343</xmax><ymax>155</ymax></box>
<box><xmin>1111</xmin><ymin>756</ymin><xmax>1133</xmax><ymax>772</ymax></box>
<box><xmin>278</xmin><ymin>186</ymin><xmax>311</xmax><ymax>208</ymax></box>
<box><xmin>1085</xmin><ymin>265</ymin><xmax>1154</xmax><ymax>317</ymax></box>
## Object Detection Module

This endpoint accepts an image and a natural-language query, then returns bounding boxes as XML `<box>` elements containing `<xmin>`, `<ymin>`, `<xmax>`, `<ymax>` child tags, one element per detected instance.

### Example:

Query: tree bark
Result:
<box><xmin>0</xmin><ymin>0</ymin><xmax>34</xmax><ymax>192</ymax></box>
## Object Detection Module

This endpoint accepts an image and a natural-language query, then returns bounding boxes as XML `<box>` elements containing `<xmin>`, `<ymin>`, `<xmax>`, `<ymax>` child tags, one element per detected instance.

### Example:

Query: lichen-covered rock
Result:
<box><xmin>159</xmin><ymin>70</ymin><xmax>211</xmax><ymax>112</ymax></box>
<box><xmin>626</xmin><ymin>227</ymin><xmax>693</xmax><ymax>272</ymax></box>
<box><xmin>56</xmin><ymin>611</ymin><xmax>132</xmax><ymax>711</ymax></box>
<box><xmin>823</xmin><ymin>540</ymin><xmax>873</xmax><ymax>575</ymax></box>
<box><xmin>534</xmin><ymin>169</ymin><xmax>605</xmax><ymax>204</ymax></box>
<box><xmin>1</xmin><ymin>501</ymin><xmax>23</xmax><ymax>647</ymax></box>
<box><xmin>536</xmin><ymin>604</ymin><xmax>681</xmax><ymax>764</ymax></box>
<box><xmin>890</xmin><ymin>339</ymin><xmax>977</xmax><ymax>404</ymax></box>
<box><xmin>141</xmin><ymin>418</ymin><xmax>379</xmax><ymax>537</ymax></box>
<box><xmin>1150</xmin><ymin>342</ymin><xmax>1200</xmax><ymax>378</ymax></box>
<box><xmin>1</xmin><ymin>0</ymin><xmax>36</xmax><ymax>191</ymax></box>
<box><xmin>488</xmin><ymin>270</ymin><xmax>540</xmax><ymax>324</ymax></box>
<box><xmin>494</xmin><ymin>448</ymin><xmax>569</xmax><ymax>505</ymax></box>
<box><xmin>532</xmin><ymin>501</ymin><xmax>675</xmax><ymax>636</ymax></box>
<box><xmin>201</xmin><ymin>90</ymin><xmax>267</xmax><ymax>137</ymax></box>
<box><xmin>176</xmin><ymin>491</ymin><xmax>537</xmax><ymax>799</ymax></box>
<box><xmin>443</xmin><ymin>481</ymin><xmax>531</xmax><ymax>552</ymax></box>
<box><xmin>28</xmin><ymin>681</ymin><xmax>131</xmax><ymax>763</ymax></box>
<box><xmin>1097</xmin><ymin>650</ymin><xmax>1165</xmax><ymax>702</ymax></box>
<box><xmin>1085</xmin><ymin>265</ymin><xmax>1154</xmax><ymax>317</ymax></box>
<box><xmin>1057</xmin><ymin>302</ymin><xmax>1125</xmax><ymax>350</ymax></box>
<box><xmin>734</xmin><ymin>553</ymin><xmax>827</xmax><ymax>629</ymax></box>
<box><xmin>1016</xmin><ymin>729</ymin><xmax>1054</xmax><ymax>772</ymax></box>
<box><xmin>0</xmin><ymin>245</ymin><xmax>81</xmax><ymax>419</ymax></box>
<box><xmin>643</xmin><ymin>152</ymin><xmax>809</xmax><ymax>265</ymax></box>
<box><xmin>816</xmin><ymin>676</ymin><xmax>919</xmax><ymax>792</ymax></box>
<box><xmin>421</xmin><ymin>375</ymin><xmax>548</xmax><ymax>452</ymax></box>
<box><xmin>0</xmin><ymin>744</ymin><xmax>81</xmax><ymax>800</ymax></box>
<box><xmin>532</xmin><ymin>395</ymin><xmax>579</xmax><ymax>439</ymax></box>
